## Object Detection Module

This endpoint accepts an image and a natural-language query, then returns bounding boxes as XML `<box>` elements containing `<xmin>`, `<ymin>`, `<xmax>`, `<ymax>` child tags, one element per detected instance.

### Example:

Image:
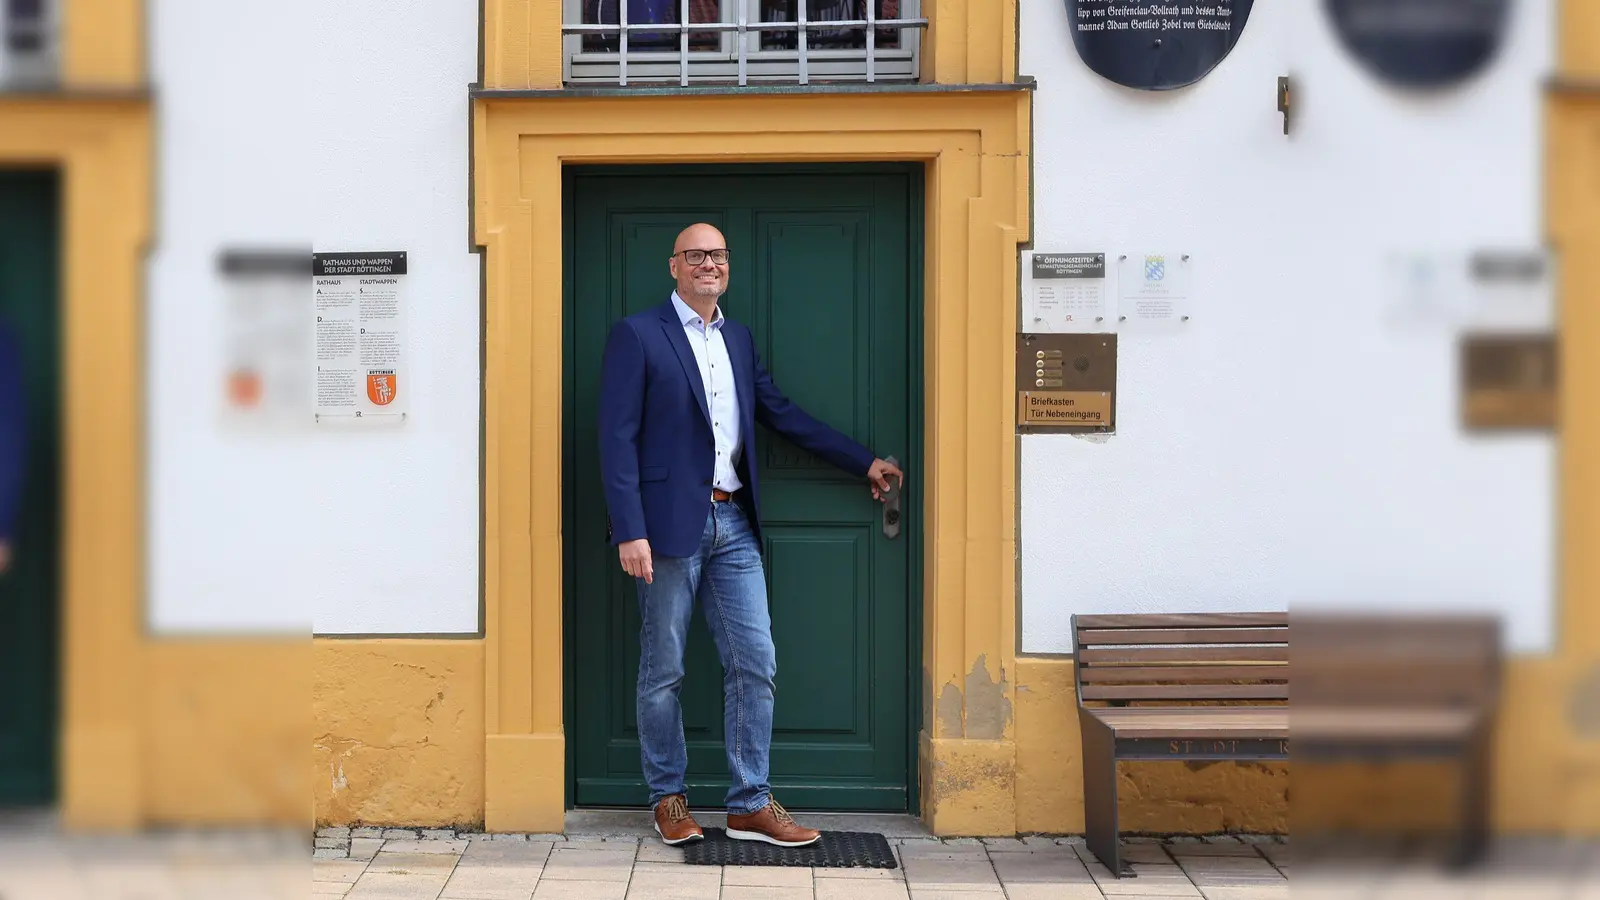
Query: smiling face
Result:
<box><xmin>670</xmin><ymin>223</ymin><xmax>729</xmax><ymax>302</ymax></box>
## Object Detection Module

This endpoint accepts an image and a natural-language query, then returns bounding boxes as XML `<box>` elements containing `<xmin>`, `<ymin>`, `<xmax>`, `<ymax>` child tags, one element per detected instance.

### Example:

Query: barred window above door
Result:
<box><xmin>2</xmin><ymin>0</ymin><xmax>57</xmax><ymax>87</ymax></box>
<box><xmin>564</xmin><ymin>0</ymin><xmax>926</xmax><ymax>86</ymax></box>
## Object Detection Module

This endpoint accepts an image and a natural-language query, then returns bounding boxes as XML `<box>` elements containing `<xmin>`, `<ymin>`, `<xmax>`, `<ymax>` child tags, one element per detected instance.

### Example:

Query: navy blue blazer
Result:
<box><xmin>598</xmin><ymin>298</ymin><xmax>876</xmax><ymax>558</ymax></box>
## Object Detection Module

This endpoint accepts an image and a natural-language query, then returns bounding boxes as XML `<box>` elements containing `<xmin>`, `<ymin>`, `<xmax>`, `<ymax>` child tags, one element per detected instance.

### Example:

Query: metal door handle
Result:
<box><xmin>882</xmin><ymin>455</ymin><xmax>901</xmax><ymax>540</ymax></box>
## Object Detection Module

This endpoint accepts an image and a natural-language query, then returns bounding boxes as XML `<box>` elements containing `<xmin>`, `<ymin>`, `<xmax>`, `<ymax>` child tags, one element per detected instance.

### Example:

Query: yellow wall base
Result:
<box><xmin>306</xmin><ymin>645</ymin><xmax>1599</xmax><ymax>836</ymax></box>
<box><xmin>144</xmin><ymin>641</ymin><xmax>309</xmax><ymax>826</ymax></box>
<box><xmin>920</xmin><ymin>735</ymin><xmax>1018</xmax><ymax>836</ymax></box>
<box><xmin>485</xmin><ymin>733</ymin><xmax>566</xmax><ymax>834</ymax></box>
<box><xmin>313</xmin><ymin>640</ymin><xmax>485</xmax><ymax>829</ymax></box>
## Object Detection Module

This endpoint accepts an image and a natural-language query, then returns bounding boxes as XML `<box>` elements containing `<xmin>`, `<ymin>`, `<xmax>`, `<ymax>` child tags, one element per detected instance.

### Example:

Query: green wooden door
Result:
<box><xmin>564</xmin><ymin>164</ymin><xmax>921</xmax><ymax>812</ymax></box>
<box><xmin>0</xmin><ymin>169</ymin><xmax>60</xmax><ymax>806</ymax></box>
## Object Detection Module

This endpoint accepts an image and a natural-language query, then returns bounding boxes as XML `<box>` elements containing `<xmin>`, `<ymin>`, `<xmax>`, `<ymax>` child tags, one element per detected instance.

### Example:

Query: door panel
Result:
<box><xmin>0</xmin><ymin>169</ymin><xmax>60</xmax><ymax>806</ymax></box>
<box><xmin>565</xmin><ymin>166</ymin><xmax>918</xmax><ymax>811</ymax></box>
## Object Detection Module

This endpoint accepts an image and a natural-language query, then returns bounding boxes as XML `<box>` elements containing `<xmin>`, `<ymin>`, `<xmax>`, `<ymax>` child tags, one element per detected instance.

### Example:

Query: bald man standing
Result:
<box><xmin>598</xmin><ymin>223</ymin><xmax>903</xmax><ymax>848</ymax></box>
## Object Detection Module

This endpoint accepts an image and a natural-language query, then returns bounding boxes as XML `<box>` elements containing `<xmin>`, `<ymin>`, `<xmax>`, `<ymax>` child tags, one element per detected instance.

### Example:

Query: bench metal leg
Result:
<box><xmin>1451</xmin><ymin>724</ymin><xmax>1493</xmax><ymax>869</ymax></box>
<box><xmin>1081</xmin><ymin>716</ymin><xmax>1131</xmax><ymax>877</ymax></box>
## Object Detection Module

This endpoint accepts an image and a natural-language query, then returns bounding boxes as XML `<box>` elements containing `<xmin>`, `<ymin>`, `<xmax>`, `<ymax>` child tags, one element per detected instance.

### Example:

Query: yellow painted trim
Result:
<box><xmin>480</xmin><ymin>0</ymin><xmax>1019</xmax><ymax>89</ymax></box>
<box><xmin>1546</xmin><ymin>0</ymin><xmax>1600</xmax><ymax>832</ymax></box>
<box><xmin>1552</xmin><ymin>92</ymin><xmax>1600</xmax><ymax>653</ymax></box>
<box><xmin>0</xmin><ymin>96</ymin><xmax>150</xmax><ymax>829</ymax></box>
<box><xmin>475</xmin><ymin>89</ymin><xmax>1030</xmax><ymax>834</ymax></box>
<box><xmin>1561</xmin><ymin>0</ymin><xmax>1600</xmax><ymax>79</ymax></box>
<box><xmin>62</xmin><ymin>0</ymin><xmax>145</xmax><ymax>87</ymax></box>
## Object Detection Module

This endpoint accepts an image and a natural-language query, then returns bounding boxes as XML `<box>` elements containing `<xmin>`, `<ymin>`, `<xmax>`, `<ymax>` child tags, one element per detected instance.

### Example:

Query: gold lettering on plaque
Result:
<box><xmin>1018</xmin><ymin>391</ymin><xmax>1111</xmax><ymax>424</ymax></box>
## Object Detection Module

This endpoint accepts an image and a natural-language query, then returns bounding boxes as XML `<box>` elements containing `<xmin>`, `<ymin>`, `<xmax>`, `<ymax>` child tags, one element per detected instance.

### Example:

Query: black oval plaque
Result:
<box><xmin>1324</xmin><ymin>0</ymin><xmax>1511</xmax><ymax>88</ymax></box>
<box><xmin>1064</xmin><ymin>0</ymin><xmax>1255</xmax><ymax>91</ymax></box>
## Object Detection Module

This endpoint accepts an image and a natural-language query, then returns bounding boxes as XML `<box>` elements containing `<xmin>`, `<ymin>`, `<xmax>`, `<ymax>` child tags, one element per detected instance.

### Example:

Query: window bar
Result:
<box><xmin>797</xmin><ymin>0</ymin><xmax>808</xmax><ymax>85</ymax></box>
<box><xmin>737</xmin><ymin>0</ymin><xmax>747</xmax><ymax>86</ymax></box>
<box><xmin>679</xmin><ymin>0</ymin><xmax>689</xmax><ymax>86</ymax></box>
<box><xmin>866</xmin><ymin>0</ymin><xmax>876</xmax><ymax>83</ymax></box>
<box><xmin>619</xmin><ymin>0</ymin><xmax>629</xmax><ymax>86</ymax></box>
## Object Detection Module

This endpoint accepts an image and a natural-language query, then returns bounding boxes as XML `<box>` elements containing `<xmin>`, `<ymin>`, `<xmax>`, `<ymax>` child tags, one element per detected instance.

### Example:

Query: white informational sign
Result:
<box><xmin>1383</xmin><ymin>250</ymin><xmax>1470</xmax><ymax>331</ymax></box>
<box><xmin>1467</xmin><ymin>248</ymin><xmax>1555</xmax><ymax>332</ymax></box>
<box><xmin>220</xmin><ymin>249</ymin><xmax>313</xmax><ymax>429</ymax></box>
<box><xmin>1022</xmin><ymin>251</ymin><xmax>1110</xmax><ymax>333</ymax></box>
<box><xmin>1383</xmin><ymin>247</ymin><xmax>1554</xmax><ymax>334</ymax></box>
<box><xmin>312</xmin><ymin>251</ymin><xmax>409</xmax><ymax>423</ymax></box>
<box><xmin>1117</xmin><ymin>252</ymin><xmax>1192</xmax><ymax>330</ymax></box>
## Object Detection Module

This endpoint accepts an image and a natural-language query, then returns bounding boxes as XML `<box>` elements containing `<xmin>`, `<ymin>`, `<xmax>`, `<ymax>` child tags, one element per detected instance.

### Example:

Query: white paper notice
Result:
<box><xmin>220</xmin><ymin>250</ymin><xmax>313</xmax><ymax>429</ymax></box>
<box><xmin>1467</xmin><ymin>248</ymin><xmax>1554</xmax><ymax>332</ymax></box>
<box><xmin>312</xmin><ymin>251</ymin><xmax>408</xmax><ymax>423</ymax></box>
<box><xmin>1023</xmin><ymin>251</ymin><xmax>1110</xmax><ymax>333</ymax></box>
<box><xmin>1117</xmin><ymin>252</ymin><xmax>1192</xmax><ymax>330</ymax></box>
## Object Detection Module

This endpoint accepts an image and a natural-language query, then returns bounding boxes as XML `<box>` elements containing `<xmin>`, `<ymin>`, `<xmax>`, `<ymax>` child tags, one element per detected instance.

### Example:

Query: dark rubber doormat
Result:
<box><xmin>681</xmin><ymin>828</ymin><xmax>899</xmax><ymax>868</ymax></box>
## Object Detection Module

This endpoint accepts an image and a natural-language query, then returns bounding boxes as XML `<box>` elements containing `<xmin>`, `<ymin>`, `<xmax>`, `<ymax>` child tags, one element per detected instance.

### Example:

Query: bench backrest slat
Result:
<box><xmin>1080</xmin><ymin>683</ymin><xmax>1289</xmax><ymax>701</ymax></box>
<box><xmin>1071</xmin><ymin>611</ymin><xmax>1502</xmax><ymax>709</ymax></box>
<box><xmin>1079</xmin><ymin>646</ymin><xmax>1289</xmax><ymax>664</ymax></box>
<box><xmin>1075</xmin><ymin>613</ymin><xmax>1288</xmax><ymax>629</ymax></box>
<box><xmin>1293</xmin><ymin>614</ymin><xmax>1501</xmax><ymax>707</ymax></box>
<box><xmin>1073</xmin><ymin>612</ymin><xmax>1288</xmax><ymax>704</ymax></box>
<box><xmin>1076</xmin><ymin>627</ymin><xmax>1287</xmax><ymax>645</ymax></box>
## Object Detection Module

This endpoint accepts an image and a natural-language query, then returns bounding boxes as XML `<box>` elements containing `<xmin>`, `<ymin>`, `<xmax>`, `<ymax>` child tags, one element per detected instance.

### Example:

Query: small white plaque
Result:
<box><xmin>1117</xmin><ymin>252</ymin><xmax>1192</xmax><ymax>331</ymax></box>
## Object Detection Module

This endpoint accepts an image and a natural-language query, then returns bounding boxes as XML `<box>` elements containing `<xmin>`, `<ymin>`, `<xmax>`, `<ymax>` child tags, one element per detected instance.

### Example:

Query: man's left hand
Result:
<box><xmin>867</xmin><ymin>458</ymin><xmax>904</xmax><ymax>501</ymax></box>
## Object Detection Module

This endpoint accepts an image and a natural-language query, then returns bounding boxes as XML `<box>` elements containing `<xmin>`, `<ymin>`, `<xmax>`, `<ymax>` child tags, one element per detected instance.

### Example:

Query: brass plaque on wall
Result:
<box><xmin>1459</xmin><ymin>333</ymin><xmax>1557</xmax><ymax>432</ymax></box>
<box><xmin>1017</xmin><ymin>333</ymin><xmax>1117</xmax><ymax>433</ymax></box>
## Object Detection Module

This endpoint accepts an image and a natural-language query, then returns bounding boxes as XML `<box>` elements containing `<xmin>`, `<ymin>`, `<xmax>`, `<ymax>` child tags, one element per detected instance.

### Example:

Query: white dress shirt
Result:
<box><xmin>671</xmin><ymin>292</ymin><xmax>743</xmax><ymax>493</ymax></box>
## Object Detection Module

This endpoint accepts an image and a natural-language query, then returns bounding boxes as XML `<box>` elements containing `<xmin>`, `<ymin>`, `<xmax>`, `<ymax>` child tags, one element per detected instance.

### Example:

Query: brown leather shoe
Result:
<box><xmin>725</xmin><ymin>798</ymin><xmax>820</xmax><ymax>847</ymax></box>
<box><xmin>652</xmin><ymin>794</ymin><xmax>704</xmax><ymax>845</ymax></box>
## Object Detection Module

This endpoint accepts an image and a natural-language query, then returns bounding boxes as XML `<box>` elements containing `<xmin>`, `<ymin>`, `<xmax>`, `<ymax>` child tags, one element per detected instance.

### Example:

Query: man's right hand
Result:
<box><xmin>619</xmin><ymin>538</ymin><xmax>653</xmax><ymax>584</ymax></box>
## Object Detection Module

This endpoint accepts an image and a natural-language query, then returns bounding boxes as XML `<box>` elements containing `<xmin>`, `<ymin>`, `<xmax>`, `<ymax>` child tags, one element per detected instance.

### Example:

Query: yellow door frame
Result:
<box><xmin>475</xmin><ymin>0</ymin><xmax>1029</xmax><ymax>840</ymax></box>
<box><xmin>0</xmin><ymin>94</ymin><xmax>150</xmax><ymax>828</ymax></box>
<box><xmin>472</xmin><ymin>87</ymin><xmax>1032</xmax><ymax>835</ymax></box>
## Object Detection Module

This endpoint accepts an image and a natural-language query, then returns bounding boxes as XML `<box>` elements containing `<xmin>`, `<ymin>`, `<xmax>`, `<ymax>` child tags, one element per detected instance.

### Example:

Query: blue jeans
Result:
<box><xmin>634</xmin><ymin>500</ymin><xmax>776</xmax><ymax>815</ymax></box>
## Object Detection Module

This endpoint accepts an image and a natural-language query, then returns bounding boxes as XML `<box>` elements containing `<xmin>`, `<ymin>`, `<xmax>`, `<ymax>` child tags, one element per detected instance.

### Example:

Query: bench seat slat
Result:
<box><xmin>1083</xmin><ymin>706</ymin><xmax>1482</xmax><ymax>742</ymax></box>
<box><xmin>1086</xmin><ymin>707</ymin><xmax>1289</xmax><ymax>739</ymax></box>
<box><xmin>1293</xmin><ymin>708</ymin><xmax>1483</xmax><ymax>741</ymax></box>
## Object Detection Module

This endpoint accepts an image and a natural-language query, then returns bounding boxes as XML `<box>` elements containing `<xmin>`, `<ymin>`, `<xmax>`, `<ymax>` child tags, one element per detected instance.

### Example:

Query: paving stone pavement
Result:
<box><xmin>1</xmin><ymin>814</ymin><xmax>1596</xmax><ymax>900</ymax></box>
<box><xmin>302</xmin><ymin>830</ymin><xmax>1600</xmax><ymax>900</ymax></box>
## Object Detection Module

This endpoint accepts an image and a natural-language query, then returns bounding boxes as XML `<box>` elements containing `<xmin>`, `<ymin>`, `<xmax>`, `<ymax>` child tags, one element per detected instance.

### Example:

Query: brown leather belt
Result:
<box><xmin>711</xmin><ymin>488</ymin><xmax>734</xmax><ymax>502</ymax></box>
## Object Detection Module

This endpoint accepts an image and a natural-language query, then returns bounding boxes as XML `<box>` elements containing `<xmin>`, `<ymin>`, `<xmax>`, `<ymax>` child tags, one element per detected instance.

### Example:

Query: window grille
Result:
<box><xmin>1</xmin><ymin>0</ymin><xmax>54</xmax><ymax>86</ymax></box>
<box><xmin>563</xmin><ymin>0</ymin><xmax>927</xmax><ymax>86</ymax></box>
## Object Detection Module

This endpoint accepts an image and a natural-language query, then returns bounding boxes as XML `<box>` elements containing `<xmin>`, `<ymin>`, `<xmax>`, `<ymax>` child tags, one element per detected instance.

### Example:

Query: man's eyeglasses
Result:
<box><xmin>676</xmin><ymin>248</ymin><xmax>729</xmax><ymax>266</ymax></box>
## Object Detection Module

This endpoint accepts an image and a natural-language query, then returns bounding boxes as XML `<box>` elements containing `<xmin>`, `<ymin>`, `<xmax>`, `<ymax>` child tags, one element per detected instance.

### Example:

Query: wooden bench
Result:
<box><xmin>1071</xmin><ymin>611</ymin><xmax>1501</xmax><ymax>877</ymax></box>
<box><xmin>1072</xmin><ymin>612</ymin><xmax>1290</xmax><ymax>877</ymax></box>
<box><xmin>1292</xmin><ymin>612</ymin><xmax>1501</xmax><ymax>868</ymax></box>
